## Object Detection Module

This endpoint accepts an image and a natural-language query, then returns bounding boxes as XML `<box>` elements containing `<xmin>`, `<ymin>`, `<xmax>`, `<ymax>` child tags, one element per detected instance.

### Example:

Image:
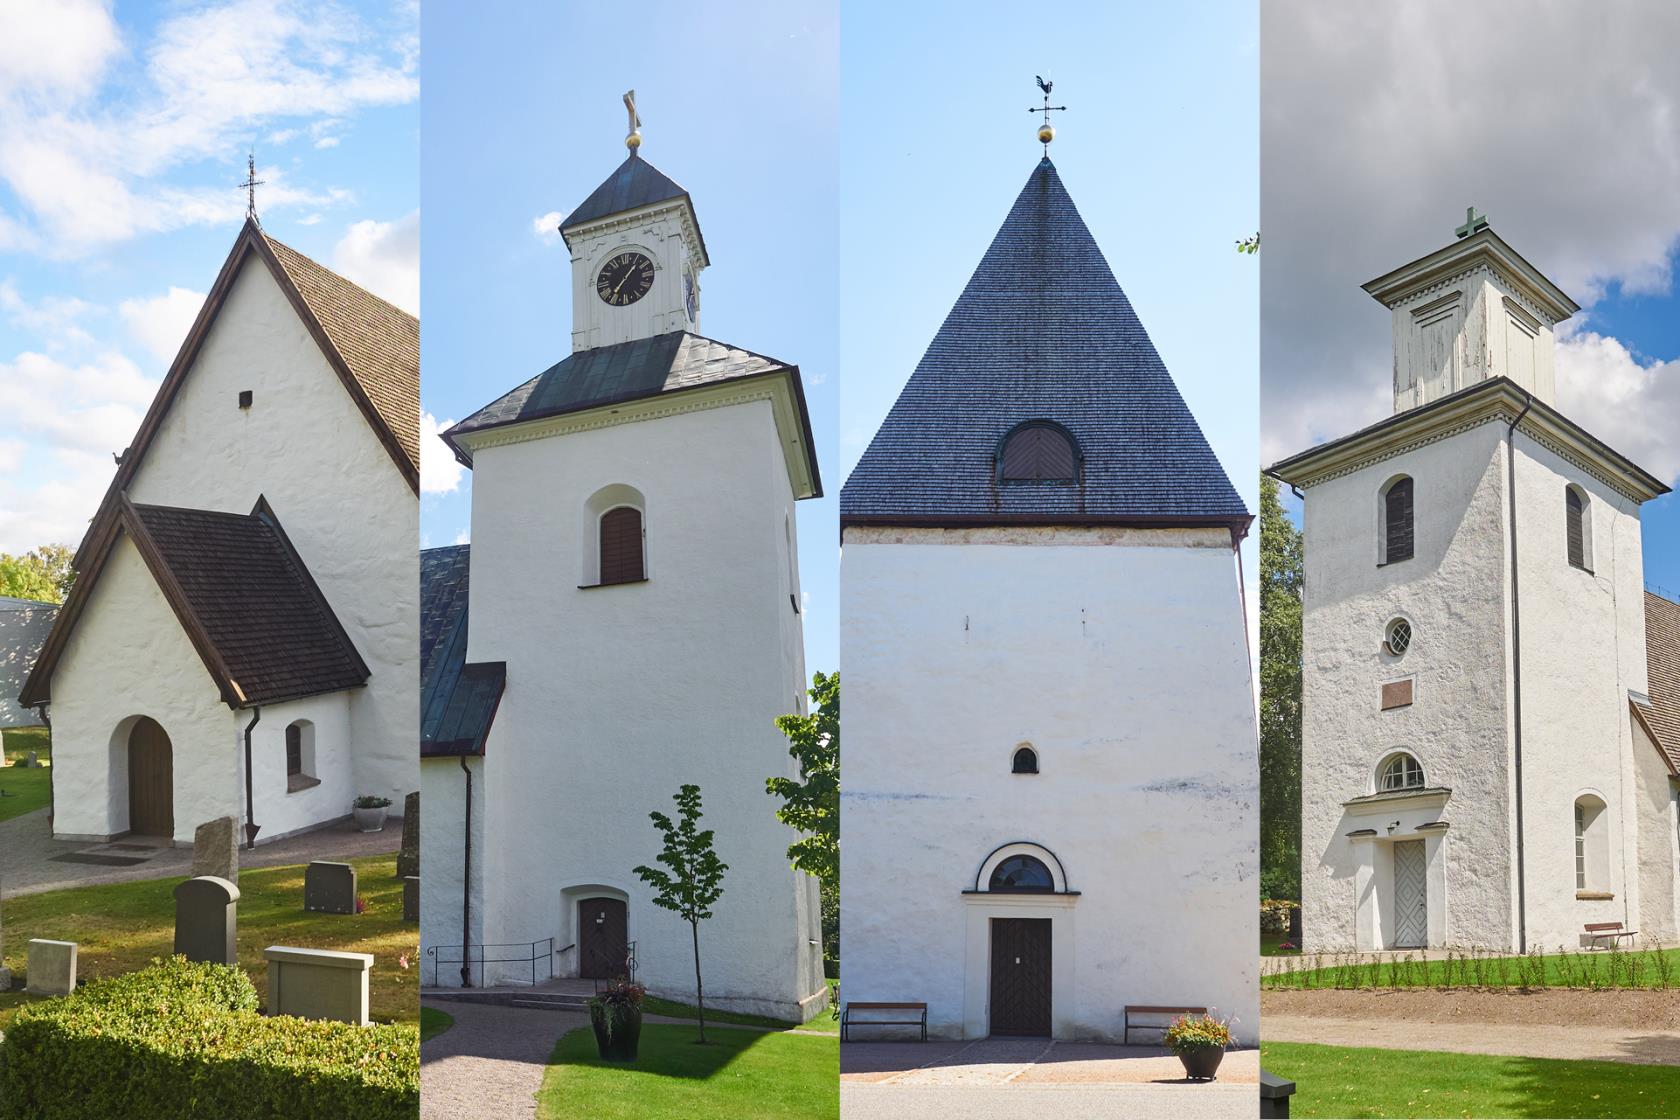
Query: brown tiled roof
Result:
<box><xmin>1641</xmin><ymin>591</ymin><xmax>1680</xmax><ymax>775</ymax></box>
<box><xmin>262</xmin><ymin>232</ymin><xmax>420</xmax><ymax>474</ymax></box>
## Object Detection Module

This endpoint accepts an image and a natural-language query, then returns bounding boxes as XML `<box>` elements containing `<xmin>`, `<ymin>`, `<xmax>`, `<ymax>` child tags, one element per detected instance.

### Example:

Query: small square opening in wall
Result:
<box><xmin>1381</xmin><ymin>678</ymin><xmax>1414</xmax><ymax>710</ymax></box>
<box><xmin>238</xmin><ymin>390</ymin><xmax>253</xmax><ymax>409</ymax></box>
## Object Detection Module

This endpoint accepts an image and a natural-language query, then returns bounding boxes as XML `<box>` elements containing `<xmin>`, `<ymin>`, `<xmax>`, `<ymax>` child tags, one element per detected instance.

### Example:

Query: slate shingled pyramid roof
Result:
<box><xmin>840</xmin><ymin>157</ymin><xmax>1247</xmax><ymax>529</ymax></box>
<box><xmin>559</xmin><ymin>152</ymin><xmax>707</xmax><ymax>263</ymax></box>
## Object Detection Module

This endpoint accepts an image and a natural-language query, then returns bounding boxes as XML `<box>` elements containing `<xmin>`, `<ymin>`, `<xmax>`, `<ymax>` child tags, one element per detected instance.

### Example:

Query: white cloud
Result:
<box><xmin>333</xmin><ymin>210</ymin><xmax>419</xmax><ymax>314</ymax></box>
<box><xmin>453</xmin><ymin>529</ymin><xmax>470</xmax><ymax>546</ymax></box>
<box><xmin>0</xmin><ymin>279</ymin><xmax>99</xmax><ymax>350</ymax></box>
<box><xmin>0</xmin><ymin>439</ymin><xmax>22</xmax><ymax>473</ymax></box>
<box><xmin>313</xmin><ymin>135</ymin><xmax>340</xmax><ymax>149</ymax></box>
<box><xmin>0</xmin><ymin>350</ymin><xmax>157</xmax><ymax>451</ymax></box>
<box><xmin>0</xmin><ymin>446</ymin><xmax>116</xmax><ymax>553</ymax></box>
<box><xmin>0</xmin><ymin>0</ymin><xmax>121</xmax><ymax>100</ymax></box>
<box><xmin>532</xmin><ymin>210</ymin><xmax>567</xmax><ymax>246</ymax></box>
<box><xmin>118</xmin><ymin>287</ymin><xmax>206</xmax><ymax>366</ymax></box>
<box><xmin>1555</xmin><ymin>332</ymin><xmax>1680</xmax><ymax>483</ymax></box>
<box><xmin>420</xmin><ymin>411</ymin><xmax>463</xmax><ymax>495</ymax></box>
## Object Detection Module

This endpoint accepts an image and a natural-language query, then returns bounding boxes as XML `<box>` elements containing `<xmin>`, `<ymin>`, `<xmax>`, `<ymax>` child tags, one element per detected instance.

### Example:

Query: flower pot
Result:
<box><xmin>1176</xmin><ymin>1044</ymin><xmax>1225</xmax><ymax>1081</ymax></box>
<box><xmin>590</xmin><ymin>1003</ymin><xmax>642</xmax><ymax>1061</ymax></box>
<box><xmin>352</xmin><ymin>806</ymin><xmax>386</xmax><ymax>832</ymax></box>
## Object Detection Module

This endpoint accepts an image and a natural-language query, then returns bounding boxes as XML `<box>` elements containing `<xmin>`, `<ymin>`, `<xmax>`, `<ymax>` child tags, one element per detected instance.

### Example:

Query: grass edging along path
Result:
<box><xmin>1262</xmin><ymin>945</ymin><xmax>1680</xmax><ymax>990</ymax></box>
<box><xmin>420</xmin><ymin>1006</ymin><xmax>455</xmax><ymax>1042</ymax></box>
<box><xmin>1261</xmin><ymin>1040</ymin><xmax>1680</xmax><ymax>1119</ymax></box>
<box><xmin>537</xmin><ymin>1023</ymin><xmax>838</xmax><ymax>1120</ymax></box>
<box><xmin>0</xmin><ymin>853</ymin><xmax>418</xmax><ymax>1029</ymax></box>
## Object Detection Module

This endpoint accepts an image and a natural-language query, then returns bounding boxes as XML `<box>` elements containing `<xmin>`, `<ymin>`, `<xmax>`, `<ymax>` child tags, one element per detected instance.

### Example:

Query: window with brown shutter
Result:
<box><xmin>599</xmin><ymin>506</ymin><xmax>645</xmax><ymax>585</ymax></box>
<box><xmin>1000</xmin><ymin>421</ymin><xmax>1078</xmax><ymax>482</ymax></box>
<box><xmin>1383</xmin><ymin>477</ymin><xmax>1414</xmax><ymax>564</ymax></box>
<box><xmin>1566</xmin><ymin>487</ymin><xmax>1586</xmax><ymax>569</ymax></box>
<box><xmin>286</xmin><ymin>724</ymin><xmax>302</xmax><ymax>777</ymax></box>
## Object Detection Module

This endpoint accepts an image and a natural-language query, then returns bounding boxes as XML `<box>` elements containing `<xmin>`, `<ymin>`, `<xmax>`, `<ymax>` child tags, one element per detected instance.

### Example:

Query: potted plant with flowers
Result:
<box><xmin>587</xmin><ymin>978</ymin><xmax>645</xmax><ymax>1060</ymax></box>
<box><xmin>352</xmin><ymin>795</ymin><xmax>391</xmax><ymax>832</ymax></box>
<box><xmin>1163</xmin><ymin>1010</ymin><xmax>1234</xmax><ymax>1081</ymax></box>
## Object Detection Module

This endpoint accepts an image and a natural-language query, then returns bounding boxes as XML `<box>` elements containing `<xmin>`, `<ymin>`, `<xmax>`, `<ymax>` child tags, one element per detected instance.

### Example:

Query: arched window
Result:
<box><xmin>1378</xmin><ymin>751</ymin><xmax>1424</xmax><ymax>791</ymax></box>
<box><xmin>285</xmin><ymin>720</ymin><xmax>317</xmax><ymax>793</ymax></box>
<box><xmin>1574</xmin><ymin>794</ymin><xmax>1608</xmax><ymax>892</ymax></box>
<box><xmin>1383</xmin><ymin>617</ymin><xmax>1413</xmax><ymax>657</ymax></box>
<box><xmin>989</xmin><ymin>854</ymin><xmax>1054</xmax><ymax>892</ymax></box>
<box><xmin>1566</xmin><ymin>486</ymin><xmax>1591</xmax><ymax>571</ymax></box>
<box><xmin>1012</xmin><ymin>747</ymin><xmax>1039</xmax><ymax>774</ymax></box>
<box><xmin>598</xmin><ymin>506</ymin><xmax>645</xmax><ymax>585</ymax></box>
<box><xmin>1380</xmin><ymin>476</ymin><xmax>1414</xmax><ymax>565</ymax></box>
<box><xmin>999</xmin><ymin>421</ymin><xmax>1078</xmax><ymax>482</ymax></box>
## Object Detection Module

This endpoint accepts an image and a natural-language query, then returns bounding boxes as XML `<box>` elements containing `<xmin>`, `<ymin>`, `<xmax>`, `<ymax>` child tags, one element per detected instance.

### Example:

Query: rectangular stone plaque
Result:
<box><xmin>265</xmin><ymin>945</ymin><xmax>372</xmax><ymax>1025</ymax></box>
<box><xmin>1381</xmin><ymin>678</ymin><xmax>1414</xmax><ymax>710</ymax></box>
<box><xmin>304</xmin><ymin>861</ymin><xmax>357</xmax><ymax>915</ymax></box>
<box><xmin>27</xmin><ymin>939</ymin><xmax>76</xmax><ymax>996</ymax></box>
<box><xmin>174</xmin><ymin>875</ymin><xmax>240</xmax><ymax>965</ymax></box>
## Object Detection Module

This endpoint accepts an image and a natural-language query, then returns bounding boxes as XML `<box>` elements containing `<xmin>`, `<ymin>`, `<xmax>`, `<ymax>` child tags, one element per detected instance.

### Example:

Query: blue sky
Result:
<box><xmin>0</xmin><ymin>0</ymin><xmax>419</xmax><ymax>555</ymax></box>
<box><xmin>419</xmin><ymin>0</ymin><xmax>839</xmax><ymax>673</ymax></box>
<box><xmin>840</xmin><ymin>0</ymin><xmax>1261</xmax><ymax>641</ymax></box>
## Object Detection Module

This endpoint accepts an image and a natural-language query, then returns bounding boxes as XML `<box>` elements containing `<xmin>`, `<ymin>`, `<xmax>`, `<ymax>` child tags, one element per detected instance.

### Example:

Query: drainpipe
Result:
<box><xmin>242</xmin><ymin>707</ymin><xmax>262</xmax><ymax>849</ymax></box>
<box><xmin>34</xmin><ymin>704</ymin><xmax>52</xmax><ymax>828</ymax></box>
<box><xmin>1507</xmin><ymin>394</ymin><xmax>1534</xmax><ymax>953</ymax></box>
<box><xmin>460</xmin><ymin>753</ymin><xmax>474</xmax><ymax>988</ymax></box>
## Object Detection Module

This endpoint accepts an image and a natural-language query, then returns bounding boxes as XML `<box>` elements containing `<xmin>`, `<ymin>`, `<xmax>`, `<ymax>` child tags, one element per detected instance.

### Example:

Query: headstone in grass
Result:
<box><xmin>403</xmin><ymin>875</ymin><xmax>419</xmax><ymax>922</ymax></box>
<box><xmin>174</xmin><ymin>875</ymin><xmax>240</xmax><ymax>965</ymax></box>
<box><xmin>304</xmin><ymin>860</ymin><xmax>357</xmax><ymax>914</ymax></box>
<box><xmin>191</xmin><ymin>815</ymin><xmax>239</xmax><ymax>882</ymax></box>
<box><xmin>26</xmin><ymin>939</ymin><xmax>76</xmax><ymax>996</ymax></box>
<box><xmin>264</xmin><ymin>945</ymin><xmax>373</xmax><ymax>1025</ymax></box>
<box><xmin>24</xmin><ymin>751</ymin><xmax>38</xmax><ymax>767</ymax></box>
<box><xmin>397</xmin><ymin>791</ymin><xmax>420</xmax><ymax>878</ymax></box>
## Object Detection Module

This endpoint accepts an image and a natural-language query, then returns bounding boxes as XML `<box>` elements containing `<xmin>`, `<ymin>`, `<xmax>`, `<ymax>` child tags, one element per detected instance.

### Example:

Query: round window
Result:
<box><xmin>1384</xmin><ymin>617</ymin><xmax>1412</xmax><ymax>657</ymax></box>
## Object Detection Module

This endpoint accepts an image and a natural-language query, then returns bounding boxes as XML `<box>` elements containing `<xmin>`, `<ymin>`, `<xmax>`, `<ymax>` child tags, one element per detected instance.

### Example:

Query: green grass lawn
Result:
<box><xmin>1</xmin><ymin>725</ymin><xmax>50</xmax><ymax>763</ymax></box>
<box><xmin>0</xmin><ymin>853</ymin><xmax>418</xmax><ymax>1029</ymax></box>
<box><xmin>1262</xmin><ymin>945</ymin><xmax>1680</xmax><ymax>990</ymax></box>
<box><xmin>537</xmin><ymin>1022</ymin><xmax>837</xmax><ymax>1120</ymax></box>
<box><xmin>421</xmin><ymin>1005</ymin><xmax>454</xmax><ymax>1042</ymax></box>
<box><xmin>643</xmin><ymin>979</ymin><xmax>839</xmax><ymax>1035</ymax></box>
<box><xmin>1262</xmin><ymin>1041</ymin><xmax>1680</xmax><ymax>1118</ymax></box>
<box><xmin>1262</xmin><ymin>931</ymin><xmax>1300</xmax><ymax>956</ymax></box>
<box><xmin>0</xmin><ymin>726</ymin><xmax>52</xmax><ymax>823</ymax></box>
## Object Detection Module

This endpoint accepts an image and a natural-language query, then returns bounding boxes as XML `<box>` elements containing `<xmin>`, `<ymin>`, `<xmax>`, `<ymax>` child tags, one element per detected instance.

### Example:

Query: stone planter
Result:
<box><xmin>1176</xmin><ymin>1043</ymin><xmax>1225</xmax><ymax>1081</ymax></box>
<box><xmin>352</xmin><ymin>805</ymin><xmax>386</xmax><ymax>833</ymax></box>
<box><xmin>589</xmin><ymin>1003</ymin><xmax>642</xmax><ymax>1061</ymax></box>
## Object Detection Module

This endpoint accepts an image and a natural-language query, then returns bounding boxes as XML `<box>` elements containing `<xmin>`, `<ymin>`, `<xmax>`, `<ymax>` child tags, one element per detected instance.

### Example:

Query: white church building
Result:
<box><xmin>839</xmin><ymin>152</ymin><xmax>1259</xmax><ymax>1043</ymax></box>
<box><xmin>418</xmin><ymin>119</ymin><xmax>828</xmax><ymax>1022</ymax></box>
<box><xmin>19</xmin><ymin>221</ymin><xmax>420</xmax><ymax>847</ymax></box>
<box><xmin>1272</xmin><ymin>213</ymin><xmax>1680</xmax><ymax>953</ymax></box>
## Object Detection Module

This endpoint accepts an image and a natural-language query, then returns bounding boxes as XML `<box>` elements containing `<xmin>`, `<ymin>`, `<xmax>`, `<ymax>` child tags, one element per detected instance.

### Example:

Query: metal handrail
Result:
<box><xmin>425</xmin><ymin>938</ymin><xmax>554</xmax><ymax>988</ymax></box>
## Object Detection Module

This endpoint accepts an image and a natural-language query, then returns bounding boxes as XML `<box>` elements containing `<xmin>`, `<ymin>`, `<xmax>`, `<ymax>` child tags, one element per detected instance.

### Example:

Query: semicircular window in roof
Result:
<box><xmin>1000</xmin><ymin>422</ymin><xmax>1077</xmax><ymax>482</ymax></box>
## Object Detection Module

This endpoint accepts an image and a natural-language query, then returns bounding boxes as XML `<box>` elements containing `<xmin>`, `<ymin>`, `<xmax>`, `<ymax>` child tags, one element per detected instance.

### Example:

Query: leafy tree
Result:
<box><xmin>769</xmin><ymin>671</ymin><xmax>838</xmax><ymax>971</ymax></box>
<box><xmin>633</xmin><ymin>784</ymin><xmax>728</xmax><ymax>1043</ymax></box>
<box><xmin>1236</xmin><ymin>232</ymin><xmax>1261</xmax><ymax>255</ymax></box>
<box><xmin>1259</xmin><ymin>474</ymin><xmax>1304</xmax><ymax>901</ymax></box>
<box><xmin>0</xmin><ymin>544</ymin><xmax>74</xmax><ymax>603</ymax></box>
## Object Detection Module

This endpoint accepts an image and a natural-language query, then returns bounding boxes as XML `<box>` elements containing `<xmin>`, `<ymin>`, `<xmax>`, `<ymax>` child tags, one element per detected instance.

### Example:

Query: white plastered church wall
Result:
<box><xmin>841</xmin><ymin>527</ymin><xmax>1258</xmax><ymax>1044</ymax></box>
<box><xmin>123</xmin><ymin>254</ymin><xmax>418</xmax><ymax>826</ymax></box>
<box><xmin>420</xmin><ymin>754</ymin><xmax>485</xmax><ymax>988</ymax></box>
<box><xmin>245</xmin><ymin>693</ymin><xmax>355</xmax><ymax>842</ymax></box>
<box><xmin>460</xmin><ymin>398</ymin><xmax>824</xmax><ymax>1018</ymax></box>
<box><xmin>1630</xmin><ymin>718</ymin><xmax>1680</xmax><ymax>944</ymax></box>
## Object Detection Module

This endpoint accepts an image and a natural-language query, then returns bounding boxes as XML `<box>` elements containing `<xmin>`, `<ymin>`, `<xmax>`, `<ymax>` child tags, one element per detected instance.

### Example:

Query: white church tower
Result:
<box><xmin>1274</xmin><ymin>211</ymin><xmax>1680</xmax><ymax>953</ymax></box>
<box><xmin>419</xmin><ymin>99</ymin><xmax>827</xmax><ymax>1021</ymax></box>
<box><xmin>840</xmin><ymin>133</ymin><xmax>1259</xmax><ymax>1042</ymax></box>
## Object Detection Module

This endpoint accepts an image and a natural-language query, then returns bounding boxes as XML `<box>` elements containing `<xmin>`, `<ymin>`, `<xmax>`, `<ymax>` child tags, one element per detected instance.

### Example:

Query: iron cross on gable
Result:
<box><xmin>1455</xmin><ymin>205</ymin><xmax>1489</xmax><ymax>239</ymax></box>
<box><xmin>237</xmin><ymin>151</ymin><xmax>265</xmax><ymax>225</ymax></box>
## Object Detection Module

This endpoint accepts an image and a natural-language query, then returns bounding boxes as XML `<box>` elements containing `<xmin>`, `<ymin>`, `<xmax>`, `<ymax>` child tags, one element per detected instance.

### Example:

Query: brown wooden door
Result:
<box><xmin>989</xmin><ymin>917</ymin><xmax>1051</xmax><ymax>1036</ymax></box>
<box><xmin>127</xmin><ymin>717</ymin><xmax>174</xmax><ymax>837</ymax></box>
<box><xmin>579</xmin><ymin>898</ymin><xmax>628</xmax><ymax>979</ymax></box>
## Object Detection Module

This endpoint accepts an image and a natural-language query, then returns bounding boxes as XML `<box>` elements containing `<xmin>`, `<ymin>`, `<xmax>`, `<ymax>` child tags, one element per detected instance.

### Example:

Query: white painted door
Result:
<box><xmin>1393</xmin><ymin>840</ymin><xmax>1427</xmax><ymax>948</ymax></box>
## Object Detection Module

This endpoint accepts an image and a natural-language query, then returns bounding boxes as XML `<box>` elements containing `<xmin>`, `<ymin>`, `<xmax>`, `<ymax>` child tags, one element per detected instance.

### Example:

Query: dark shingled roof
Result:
<box><xmin>1639</xmin><ymin>590</ymin><xmax>1680</xmax><ymax>776</ymax></box>
<box><xmin>840</xmin><ymin>157</ymin><xmax>1247</xmax><ymax>529</ymax></box>
<box><xmin>420</xmin><ymin>545</ymin><xmax>504</xmax><ymax>757</ymax></box>
<box><xmin>559</xmin><ymin>152</ymin><xmax>706</xmax><ymax>262</ymax></box>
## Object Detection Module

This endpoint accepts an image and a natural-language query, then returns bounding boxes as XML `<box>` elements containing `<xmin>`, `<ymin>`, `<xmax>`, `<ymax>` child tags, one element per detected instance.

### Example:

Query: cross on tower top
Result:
<box><xmin>1027</xmin><ymin>76</ymin><xmax>1067</xmax><ymax>152</ymax></box>
<box><xmin>623</xmin><ymin>89</ymin><xmax>643</xmax><ymax>154</ymax></box>
<box><xmin>237</xmin><ymin>151</ymin><xmax>265</xmax><ymax>225</ymax></box>
<box><xmin>1455</xmin><ymin>205</ymin><xmax>1488</xmax><ymax>240</ymax></box>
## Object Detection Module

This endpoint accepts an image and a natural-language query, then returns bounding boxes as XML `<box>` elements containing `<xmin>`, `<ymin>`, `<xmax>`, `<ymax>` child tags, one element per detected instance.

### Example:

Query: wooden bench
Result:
<box><xmin>1585</xmin><ymin>921</ymin><xmax>1638</xmax><ymax>950</ymax></box>
<box><xmin>1261</xmin><ymin>1069</ymin><xmax>1298</xmax><ymax>1118</ymax></box>
<box><xmin>1123</xmin><ymin>1004</ymin><xmax>1206</xmax><ymax>1046</ymax></box>
<box><xmin>841</xmin><ymin>1001</ymin><xmax>927</xmax><ymax>1042</ymax></box>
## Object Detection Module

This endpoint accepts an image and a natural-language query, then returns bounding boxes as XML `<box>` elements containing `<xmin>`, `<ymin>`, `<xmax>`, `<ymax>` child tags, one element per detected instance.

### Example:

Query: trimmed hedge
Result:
<box><xmin>0</xmin><ymin>957</ymin><xmax>418</xmax><ymax>1120</ymax></box>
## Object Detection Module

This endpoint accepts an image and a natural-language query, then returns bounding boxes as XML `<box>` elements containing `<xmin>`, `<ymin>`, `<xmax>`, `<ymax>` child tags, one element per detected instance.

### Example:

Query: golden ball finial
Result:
<box><xmin>1037</xmin><ymin>123</ymin><xmax>1055</xmax><ymax>145</ymax></box>
<box><xmin>626</xmin><ymin>129</ymin><xmax>642</xmax><ymax>152</ymax></box>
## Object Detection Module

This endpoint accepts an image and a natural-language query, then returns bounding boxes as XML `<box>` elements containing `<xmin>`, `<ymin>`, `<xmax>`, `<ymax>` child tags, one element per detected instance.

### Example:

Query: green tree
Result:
<box><xmin>1259</xmin><ymin>473</ymin><xmax>1304</xmax><ymax>902</ymax></box>
<box><xmin>0</xmin><ymin>544</ymin><xmax>74</xmax><ymax>603</ymax></box>
<box><xmin>633</xmin><ymin>784</ymin><xmax>728</xmax><ymax>1043</ymax></box>
<box><xmin>769</xmin><ymin>671</ymin><xmax>838</xmax><ymax>971</ymax></box>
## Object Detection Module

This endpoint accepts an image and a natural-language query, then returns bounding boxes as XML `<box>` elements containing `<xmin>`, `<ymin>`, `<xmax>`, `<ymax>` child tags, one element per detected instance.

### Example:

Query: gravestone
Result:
<box><xmin>174</xmin><ymin>876</ymin><xmax>240</xmax><ymax>965</ymax></box>
<box><xmin>191</xmin><ymin>816</ymin><xmax>239</xmax><ymax>882</ymax></box>
<box><xmin>402</xmin><ymin>876</ymin><xmax>419</xmax><ymax>922</ymax></box>
<box><xmin>0</xmin><ymin>872</ymin><xmax>10</xmax><ymax>991</ymax></box>
<box><xmin>24</xmin><ymin>751</ymin><xmax>38</xmax><ymax>768</ymax></box>
<box><xmin>1288</xmin><ymin>904</ymin><xmax>1302</xmax><ymax>946</ymax></box>
<box><xmin>265</xmin><ymin>945</ymin><xmax>372</xmax><ymax>1025</ymax></box>
<box><xmin>304</xmin><ymin>861</ymin><xmax>357</xmax><ymax>914</ymax></box>
<box><xmin>396</xmin><ymin>791</ymin><xmax>420</xmax><ymax>878</ymax></box>
<box><xmin>27</xmin><ymin>939</ymin><xmax>76</xmax><ymax>996</ymax></box>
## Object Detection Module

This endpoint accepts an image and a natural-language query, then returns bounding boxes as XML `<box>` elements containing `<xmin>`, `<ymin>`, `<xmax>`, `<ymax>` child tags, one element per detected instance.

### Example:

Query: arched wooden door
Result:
<box><xmin>578</xmin><ymin>897</ymin><xmax>629</xmax><ymax>980</ymax></box>
<box><xmin>127</xmin><ymin>717</ymin><xmax>174</xmax><ymax>837</ymax></box>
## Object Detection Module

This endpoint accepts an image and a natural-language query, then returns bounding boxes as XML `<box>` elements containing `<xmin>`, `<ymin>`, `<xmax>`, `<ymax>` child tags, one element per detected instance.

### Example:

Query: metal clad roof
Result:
<box><xmin>419</xmin><ymin>545</ymin><xmax>503</xmax><ymax>757</ymax></box>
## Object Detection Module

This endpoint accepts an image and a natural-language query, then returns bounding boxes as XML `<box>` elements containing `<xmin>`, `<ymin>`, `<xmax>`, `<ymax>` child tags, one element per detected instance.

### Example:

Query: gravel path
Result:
<box><xmin>421</xmin><ymin>999</ymin><xmax>585</xmax><ymax>1120</ymax></box>
<box><xmin>841</xmin><ymin>1083</ymin><xmax>1258</xmax><ymax>1119</ymax></box>
<box><xmin>843</xmin><ymin>1036</ymin><xmax>1259</xmax><ymax>1086</ymax></box>
<box><xmin>1263</xmin><ymin>1014</ymin><xmax>1680</xmax><ymax>1065</ymax></box>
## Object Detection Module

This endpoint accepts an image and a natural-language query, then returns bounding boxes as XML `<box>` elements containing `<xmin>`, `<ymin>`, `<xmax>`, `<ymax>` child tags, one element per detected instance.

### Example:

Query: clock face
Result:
<box><xmin>596</xmin><ymin>251</ymin><xmax>655</xmax><ymax>307</ymax></box>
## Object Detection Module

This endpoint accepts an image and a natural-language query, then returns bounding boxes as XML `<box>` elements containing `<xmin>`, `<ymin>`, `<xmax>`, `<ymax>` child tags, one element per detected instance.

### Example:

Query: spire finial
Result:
<box><xmin>1455</xmin><ymin>205</ymin><xmax>1488</xmax><ymax>239</ymax></box>
<box><xmin>237</xmin><ymin>150</ymin><xmax>266</xmax><ymax>226</ymax></box>
<box><xmin>623</xmin><ymin>89</ymin><xmax>642</xmax><ymax>154</ymax></box>
<box><xmin>1028</xmin><ymin>76</ymin><xmax>1067</xmax><ymax>153</ymax></box>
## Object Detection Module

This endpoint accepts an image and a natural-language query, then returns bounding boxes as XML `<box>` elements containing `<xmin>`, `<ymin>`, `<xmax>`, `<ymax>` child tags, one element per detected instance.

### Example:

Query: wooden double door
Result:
<box><xmin>989</xmin><ymin>917</ymin><xmax>1052</xmax><ymax>1037</ymax></box>
<box><xmin>578</xmin><ymin>897</ymin><xmax>629</xmax><ymax>980</ymax></box>
<box><xmin>127</xmin><ymin>717</ymin><xmax>174</xmax><ymax>837</ymax></box>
